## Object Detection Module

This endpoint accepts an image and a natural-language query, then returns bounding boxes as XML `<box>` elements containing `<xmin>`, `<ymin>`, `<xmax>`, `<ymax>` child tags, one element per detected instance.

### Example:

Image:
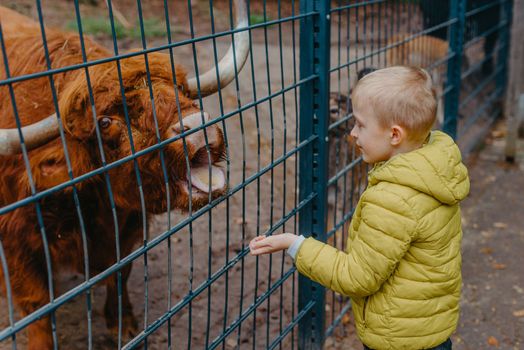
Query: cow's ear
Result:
<box><xmin>27</xmin><ymin>143</ymin><xmax>70</xmax><ymax>191</ymax></box>
<box><xmin>59</xmin><ymin>73</ymin><xmax>94</xmax><ymax>139</ymax></box>
<box><xmin>26</xmin><ymin>140</ymin><xmax>97</xmax><ymax>191</ymax></box>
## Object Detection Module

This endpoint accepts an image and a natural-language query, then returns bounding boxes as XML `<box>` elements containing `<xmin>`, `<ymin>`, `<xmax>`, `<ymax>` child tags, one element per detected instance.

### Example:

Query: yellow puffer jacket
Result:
<box><xmin>295</xmin><ymin>131</ymin><xmax>470</xmax><ymax>350</ymax></box>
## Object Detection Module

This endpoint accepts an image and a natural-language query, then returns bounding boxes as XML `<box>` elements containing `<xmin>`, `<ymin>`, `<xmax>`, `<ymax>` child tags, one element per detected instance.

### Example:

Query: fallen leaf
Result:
<box><xmin>492</xmin><ymin>263</ymin><xmax>507</xmax><ymax>270</ymax></box>
<box><xmin>485</xmin><ymin>175</ymin><xmax>496</xmax><ymax>183</ymax></box>
<box><xmin>513</xmin><ymin>285</ymin><xmax>524</xmax><ymax>294</ymax></box>
<box><xmin>480</xmin><ymin>247</ymin><xmax>493</xmax><ymax>255</ymax></box>
<box><xmin>341</xmin><ymin>313</ymin><xmax>351</xmax><ymax>325</ymax></box>
<box><xmin>493</xmin><ymin>222</ymin><xmax>508</xmax><ymax>229</ymax></box>
<box><xmin>324</xmin><ymin>337</ymin><xmax>335</xmax><ymax>348</ymax></box>
<box><xmin>487</xmin><ymin>336</ymin><xmax>499</xmax><ymax>347</ymax></box>
<box><xmin>481</xmin><ymin>230</ymin><xmax>493</xmax><ymax>238</ymax></box>
<box><xmin>513</xmin><ymin>309</ymin><xmax>524</xmax><ymax>317</ymax></box>
<box><xmin>233</xmin><ymin>217</ymin><xmax>249</xmax><ymax>226</ymax></box>
<box><xmin>491</xmin><ymin>129</ymin><xmax>506</xmax><ymax>138</ymax></box>
<box><xmin>226</xmin><ymin>338</ymin><xmax>237</xmax><ymax>348</ymax></box>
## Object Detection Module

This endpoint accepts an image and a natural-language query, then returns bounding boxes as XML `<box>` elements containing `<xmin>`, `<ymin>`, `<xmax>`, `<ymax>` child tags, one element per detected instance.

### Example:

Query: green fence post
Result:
<box><xmin>496</xmin><ymin>0</ymin><xmax>513</xmax><ymax>94</ymax></box>
<box><xmin>444</xmin><ymin>0</ymin><xmax>467</xmax><ymax>138</ymax></box>
<box><xmin>298</xmin><ymin>0</ymin><xmax>331</xmax><ymax>348</ymax></box>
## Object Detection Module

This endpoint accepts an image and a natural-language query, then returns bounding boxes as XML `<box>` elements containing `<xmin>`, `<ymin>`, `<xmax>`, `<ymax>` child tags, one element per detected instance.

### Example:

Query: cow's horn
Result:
<box><xmin>0</xmin><ymin>114</ymin><xmax>60</xmax><ymax>155</ymax></box>
<box><xmin>186</xmin><ymin>0</ymin><xmax>250</xmax><ymax>99</ymax></box>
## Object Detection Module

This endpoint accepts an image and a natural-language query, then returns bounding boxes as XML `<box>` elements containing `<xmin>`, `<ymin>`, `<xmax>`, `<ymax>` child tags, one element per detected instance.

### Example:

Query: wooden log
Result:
<box><xmin>505</xmin><ymin>0</ymin><xmax>524</xmax><ymax>162</ymax></box>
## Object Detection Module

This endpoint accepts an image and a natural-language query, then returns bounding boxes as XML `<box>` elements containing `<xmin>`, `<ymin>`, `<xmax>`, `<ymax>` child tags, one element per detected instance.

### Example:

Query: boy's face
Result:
<box><xmin>350</xmin><ymin>104</ymin><xmax>395</xmax><ymax>164</ymax></box>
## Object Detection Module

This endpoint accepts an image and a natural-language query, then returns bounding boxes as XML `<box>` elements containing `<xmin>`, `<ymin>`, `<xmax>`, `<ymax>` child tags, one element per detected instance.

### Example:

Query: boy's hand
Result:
<box><xmin>249</xmin><ymin>233</ymin><xmax>298</xmax><ymax>255</ymax></box>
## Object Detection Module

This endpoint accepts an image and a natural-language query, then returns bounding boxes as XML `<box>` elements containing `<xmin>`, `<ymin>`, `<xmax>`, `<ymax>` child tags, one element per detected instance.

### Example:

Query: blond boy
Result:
<box><xmin>250</xmin><ymin>66</ymin><xmax>470</xmax><ymax>350</ymax></box>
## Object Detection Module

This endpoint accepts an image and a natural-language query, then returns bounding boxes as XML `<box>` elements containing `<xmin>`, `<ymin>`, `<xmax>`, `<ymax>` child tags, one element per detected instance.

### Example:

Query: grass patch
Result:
<box><xmin>66</xmin><ymin>17</ymin><xmax>169</xmax><ymax>39</ymax></box>
<box><xmin>249</xmin><ymin>13</ymin><xmax>269</xmax><ymax>25</ymax></box>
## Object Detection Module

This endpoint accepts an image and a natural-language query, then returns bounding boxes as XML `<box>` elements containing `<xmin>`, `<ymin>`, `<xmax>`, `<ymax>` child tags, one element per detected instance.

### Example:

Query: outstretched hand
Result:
<box><xmin>249</xmin><ymin>233</ymin><xmax>298</xmax><ymax>255</ymax></box>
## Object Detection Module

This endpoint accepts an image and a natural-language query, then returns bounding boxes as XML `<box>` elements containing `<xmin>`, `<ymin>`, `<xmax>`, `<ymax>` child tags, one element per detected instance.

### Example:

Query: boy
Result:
<box><xmin>249</xmin><ymin>66</ymin><xmax>470</xmax><ymax>350</ymax></box>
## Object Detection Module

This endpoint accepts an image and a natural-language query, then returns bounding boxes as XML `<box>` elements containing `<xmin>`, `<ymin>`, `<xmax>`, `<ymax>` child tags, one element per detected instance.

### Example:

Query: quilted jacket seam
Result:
<box><xmin>358</xmin><ymin>234</ymin><xmax>398</xmax><ymax>264</ymax></box>
<box><xmin>386</xmin><ymin>306</ymin><xmax>456</xmax><ymax>319</ymax></box>
<box><xmin>391</xmin><ymin>274</ymin><xmax>461</xmax><ymax>284</ymax></box>
<box><xmin>380</xmin><ymin>324</ymin><xmax>456</xmax><ymax>339</ymax></box>
<box><xmin>366</xmin><ymin>187</ymin><xmax>418</xmax><ymax>223</ymax></box>
<box><xmin>305</xmin><ymin>242</ymin><xmax>324</xmax><ymax>276</ymax></box>
<box><xmin>390</xmin><ymin>293</ymin><xmax>456</xmax><ymax>301</ymax></box>
<box><xmin>419</xmin><ymin>152</ymin><xmax>457</xmax><ymax>202</ymax></box>
<box><xmin>360</xmin><ymin>220</ymin><xmax>409</xmax><ymax>245</ymax></box>
<box><xmin>369</xmin><ymin>185</ymin><xmax>422</xmax><ymax>242</ymax></box>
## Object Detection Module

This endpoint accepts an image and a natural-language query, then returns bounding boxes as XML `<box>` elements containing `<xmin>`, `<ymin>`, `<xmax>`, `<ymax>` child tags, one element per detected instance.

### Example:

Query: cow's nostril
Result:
<box><xmin>173</xmin><ymin>124</ymin><xmax>191</xmax><ymax>134</ymax></box>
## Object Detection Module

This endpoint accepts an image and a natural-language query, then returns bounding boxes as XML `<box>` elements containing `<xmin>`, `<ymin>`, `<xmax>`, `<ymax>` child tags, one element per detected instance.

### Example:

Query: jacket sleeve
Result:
<box><xmin>294</xmin><ymin>188</ymin><xmax>417</xmax><ymax>298</ymax></box>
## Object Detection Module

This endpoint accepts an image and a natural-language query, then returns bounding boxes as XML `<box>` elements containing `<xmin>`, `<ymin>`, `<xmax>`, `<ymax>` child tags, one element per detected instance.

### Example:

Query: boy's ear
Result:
<box><xmin>390</xmin><ymin>125</ymin><xmax>405</xmax><ymax>146</ymax></box>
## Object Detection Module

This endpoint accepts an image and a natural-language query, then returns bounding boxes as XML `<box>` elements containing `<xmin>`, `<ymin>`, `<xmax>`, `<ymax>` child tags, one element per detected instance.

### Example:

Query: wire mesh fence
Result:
<box><xmin>0</xmin><ymin>0</ymin><xmax>511</xmax><ymax>349</ymax></box>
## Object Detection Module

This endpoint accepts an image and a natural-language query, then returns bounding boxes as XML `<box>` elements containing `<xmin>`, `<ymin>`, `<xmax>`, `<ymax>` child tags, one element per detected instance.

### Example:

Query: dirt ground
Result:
<box><xmin>453</xmin><ymin>130</ymin><xmax>524</xmax><ymax>350</ymax></box>
<box><xmin>1</xmin><ymin>1</ymin><xmax>520</xmax><ymax>349</ymax></box>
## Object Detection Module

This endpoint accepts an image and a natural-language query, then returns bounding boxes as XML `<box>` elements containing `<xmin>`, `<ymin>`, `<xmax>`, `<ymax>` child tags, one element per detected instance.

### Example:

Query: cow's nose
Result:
<box><xmin>167</xmin><ymin>111</ymin><xmax>219</xmax><ymax>153</ymax></box>
<box><xmin>172</xmin><ymin>111</ymin><xmax>210</xmax><ymax>134</ymax></box>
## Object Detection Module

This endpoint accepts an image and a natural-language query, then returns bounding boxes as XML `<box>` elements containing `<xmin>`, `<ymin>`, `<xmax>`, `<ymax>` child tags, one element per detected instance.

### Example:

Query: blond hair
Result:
<box><xmin>351</xmin><ymin>66</ymin><xmax>437</xmax><ymax>142</ymax></box>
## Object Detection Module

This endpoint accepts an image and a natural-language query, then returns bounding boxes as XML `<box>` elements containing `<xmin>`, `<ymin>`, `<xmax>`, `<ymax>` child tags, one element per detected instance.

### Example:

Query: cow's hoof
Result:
<box><xmin>106</xmin><ymin>313</ymin><xmax>139</xmax><ymax>342</ymax></box>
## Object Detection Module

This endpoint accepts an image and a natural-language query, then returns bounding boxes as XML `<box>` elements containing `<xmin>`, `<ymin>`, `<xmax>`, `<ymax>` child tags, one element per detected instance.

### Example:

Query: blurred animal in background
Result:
<box><xmin>0</xmin><ymin>2</ymin><xmax>248</xmax><ymax>349</ymax></box>
<box><xmin>326</xmin><ymin>68</ymin><xmax>375</xmax><ymax>232</ymax></box>
<box><xmin>386</xmin><ymin>34</ymin><xmax>449</xmax><ymax>125</ymax></box>
<box><xmin>420</xmin><ymin>0</ymin><xmax>499</xmax><ymax>76</ymax></box>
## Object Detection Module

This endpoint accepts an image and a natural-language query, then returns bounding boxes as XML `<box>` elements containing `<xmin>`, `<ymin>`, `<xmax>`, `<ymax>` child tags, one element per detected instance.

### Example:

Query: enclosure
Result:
<box><xmin>0</xmin><ymin>0</ymin><xmax>513</xmax><ymax>349</ymax></box>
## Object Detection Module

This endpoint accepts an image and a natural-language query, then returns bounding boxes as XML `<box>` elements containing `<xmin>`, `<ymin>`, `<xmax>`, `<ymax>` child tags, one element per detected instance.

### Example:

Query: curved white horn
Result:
<box><xmin>187</xmin><ymin>0</ymin><xmax>250</xmax><ymax>99</ymax></box>
<box><xmin>0</xmin><ymin>114</ymin><xmax>60</xmax><ymax>155</ymax></box>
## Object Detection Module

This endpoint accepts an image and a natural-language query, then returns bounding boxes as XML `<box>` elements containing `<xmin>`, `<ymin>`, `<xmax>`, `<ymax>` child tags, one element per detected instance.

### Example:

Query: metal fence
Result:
<box><xmin>0</xmin><ymin>0</ymin><xmax>511</xmax><ymax>349</ymax></box>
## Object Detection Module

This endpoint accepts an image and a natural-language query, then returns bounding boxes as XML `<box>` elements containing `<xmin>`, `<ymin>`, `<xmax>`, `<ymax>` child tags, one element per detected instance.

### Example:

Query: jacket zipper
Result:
<box><xmin>363</xmin><ymin>296</ymin><xmax>369</xmax><ymax>326</ymax></box>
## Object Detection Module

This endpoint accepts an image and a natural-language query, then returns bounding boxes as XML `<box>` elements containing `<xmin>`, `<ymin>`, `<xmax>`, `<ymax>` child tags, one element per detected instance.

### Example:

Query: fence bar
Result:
<box><xmin>505</xmin><ymin>0</ymin><xmax>524</xmax><ymax>161</ymax></box>
<box><xmin>443</xmin><ymin>0</ymin><xmax>467</xmax><ymax>138</ymax></box>
<box><xmin>298</xmin><ymin>0</ymin><xmax>331</xmax><ymax>348</ymax></box>
<box><xmin>496</xmin><ymin>0</ymin><xmax>512</xmax><ymax>94</ymax></box>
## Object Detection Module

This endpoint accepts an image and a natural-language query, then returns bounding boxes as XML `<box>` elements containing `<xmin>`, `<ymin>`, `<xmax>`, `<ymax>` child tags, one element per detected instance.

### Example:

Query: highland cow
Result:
<box><xmin>0</xmin><ymin>2</ymin><xmax>248</xmax><ymax>349</ymax></box>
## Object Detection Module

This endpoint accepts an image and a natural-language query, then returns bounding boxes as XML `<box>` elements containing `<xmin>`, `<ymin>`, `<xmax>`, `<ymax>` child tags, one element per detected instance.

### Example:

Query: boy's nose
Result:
<box><xmin>350</xmin><ymin>126</ymin><xmax>357</xmax><ymax>139</ymax></box>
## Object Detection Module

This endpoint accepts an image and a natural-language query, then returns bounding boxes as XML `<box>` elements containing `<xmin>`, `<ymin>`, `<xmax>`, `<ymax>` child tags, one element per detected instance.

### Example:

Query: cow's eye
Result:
<box><xmin>98</xmin><ymin>117</ymin><xmax>112</xmax><ymax>129</ymax></box>
<box><xmin>177</xmin><ymin>84</ymin><xmax>190</xmax><ymax>98</ymax></box>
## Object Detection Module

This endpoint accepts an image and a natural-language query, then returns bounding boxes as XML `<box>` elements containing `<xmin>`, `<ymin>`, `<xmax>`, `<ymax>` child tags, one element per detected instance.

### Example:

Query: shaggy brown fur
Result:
<box><xmin>326</xmin><ymin>68</ymin><xmax>375</xmax><ymax>235</ymax></box>
<box><xmin>0</xmin><ymin>6</ymin><xmax>225</xmax><ymax>349</ymax></box>
<box><xmin>327</xmin><ymin>93</ymin><xmax>366</xmax><ymax>219</ymax></box>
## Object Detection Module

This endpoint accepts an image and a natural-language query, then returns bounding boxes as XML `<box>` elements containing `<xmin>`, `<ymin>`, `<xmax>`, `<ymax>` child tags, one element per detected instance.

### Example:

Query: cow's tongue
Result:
<box><xmin>189</xmin><ymin>165</ymin><xmax>225</xmax><ymax>193</ymax></box>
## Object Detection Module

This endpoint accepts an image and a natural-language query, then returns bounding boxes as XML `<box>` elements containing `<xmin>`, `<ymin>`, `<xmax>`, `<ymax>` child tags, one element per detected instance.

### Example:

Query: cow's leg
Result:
<box><xmin>0</xmin><ymin>208</ymin><xmax>56</xmax><ymax>350</ymax></box>
<box><xmin>10</xmin><ymin>263</ymin><xmax>54</xmax><ymax>350</ymax></box>
<box><xmin>104</xmin><ymin>263</ymin><xmax>138</xmax><ymax>339</ymax></box>
<box><xmin>24</xmin><ymin>316</ymin><xmax>53</xmax><ymax>350</ymax></box>
<box><xmin>103</xmin><ymin>213</ymin><xmax>141</xmax><ymax>339</ymax></box>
